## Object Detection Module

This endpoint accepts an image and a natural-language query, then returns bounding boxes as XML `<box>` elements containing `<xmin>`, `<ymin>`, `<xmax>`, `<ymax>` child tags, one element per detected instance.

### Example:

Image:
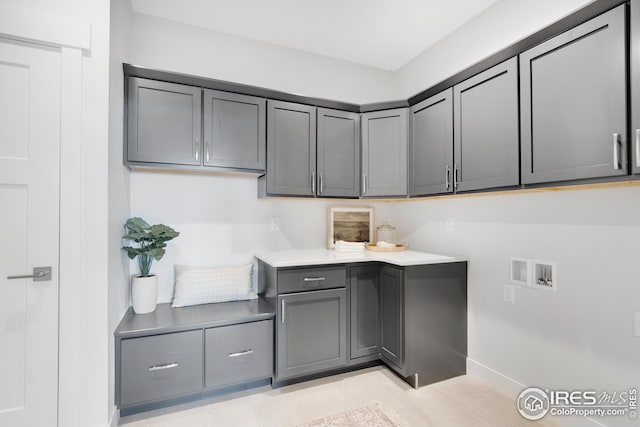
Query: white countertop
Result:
<box><xmin>254</xmin><ymin>249</ymin><xmax>466</xmax><ymax>268</ymax></box>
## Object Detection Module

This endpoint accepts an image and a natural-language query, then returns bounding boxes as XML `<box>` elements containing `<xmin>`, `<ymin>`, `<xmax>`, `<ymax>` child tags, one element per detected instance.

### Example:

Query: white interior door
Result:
<box><xmin>0</xmin><ymin>38</ymin><xmax>61</xmax><ymax>427</ymax></box>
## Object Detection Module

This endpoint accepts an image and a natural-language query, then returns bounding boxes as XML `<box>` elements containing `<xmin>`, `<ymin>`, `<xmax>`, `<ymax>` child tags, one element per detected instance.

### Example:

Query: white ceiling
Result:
<box><xmin>130</xmin><ymin>0</ymin><xmax>499</xmax><ymax>71</ymax></box>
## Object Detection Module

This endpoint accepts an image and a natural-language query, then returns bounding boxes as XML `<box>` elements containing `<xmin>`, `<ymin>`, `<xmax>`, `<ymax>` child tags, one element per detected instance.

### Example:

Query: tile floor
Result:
<box><xmin>119</xmin><ymin>366</ymin><xmax>559</xmax><ymax>427</ymax></box>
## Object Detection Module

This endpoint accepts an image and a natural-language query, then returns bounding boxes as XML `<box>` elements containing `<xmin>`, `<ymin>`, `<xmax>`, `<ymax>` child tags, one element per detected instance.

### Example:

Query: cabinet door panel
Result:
<box><xmin>276</xmin><ymin>289</ymin><xmax>347</xmax><ymax>380</ymax></box>
<box><xmin>317</xmin><ymin>108</ymin><xmax>360</xmax><ymax>198</ymax></box>
<box><xmin>409</xmin><ymin>89</ymin><xmax>453</xmax><ymax>196</ymax></box>
<box><xmin>632</xmin><ymin>0</ymin><xmax>640</xmax><ymax>174</ymax></box>
<box><xmin>454</xmin><ymin>57</ymin><xmax>519</xmax><ymax>191</ymax></box>
<box><xmin>267</xmin><ymin>100</ymin><xmax>316</xmax><ymax>195</ymax></box>
<box><xmin>520</xmin><ymin>5</ymin><xmax>627</xmax><ymax>184</ymax></box>
<box><xmin>127</xmin><ymin>78</ymin><xmax>201</xmax><ymax>165</ymax></box>
<box><xmin>350</xmin><ymin>265</ymin><xmax>380</xmax><ymax>359</ymax></box>
<box><xmin>203</xmin><ymin>90</ymin><xmax>265</xmax><ymax>171</ymax></box>
<box><xmin>379</xmin><ymin>266</ymin><xmax>403</xmax><ymax>369</ymax></box>
<box><xmin>362</xmin><ymin>109</ymin><xmax>408</xmax><ymax>197</ymax></box>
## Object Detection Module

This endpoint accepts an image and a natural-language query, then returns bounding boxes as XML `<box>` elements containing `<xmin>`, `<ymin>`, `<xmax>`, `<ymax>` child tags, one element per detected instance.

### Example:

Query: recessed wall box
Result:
<box><xmin>532</xmin><ymin>260</ymin><xmax>557</xmax><ymax>291</ymax></box>
<box><xmin>510</xmin><ymin>257</ymin><xmax>531</xmax><ymax>286</ymax></box>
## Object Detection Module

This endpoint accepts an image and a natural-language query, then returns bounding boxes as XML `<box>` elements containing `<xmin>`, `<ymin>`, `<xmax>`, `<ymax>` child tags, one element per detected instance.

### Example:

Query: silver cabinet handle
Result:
<box><xmin>281</xmin><ymin>299</ymin><xmax>285</xmax><ymax>323</ymax></box>
<box><xmin>613</xmin><ymin>133</ymin><xmax>621</xmax><ymax>170</ymax></box>
<box><xmin>454</xmin><ymin>165</ymin><xmax>459</xmax><ymax>190</ymax></box>
<box><xmin>319</xmin><ymin>173</ymin><xmax>324</xmax><ymax>195</ymax></box>
<box><xmin>362</xmin><ymin>174</ymin><xmax>367</xmax><ymax>195</ymax></box>
<box><xmin>635</xmin><ymin>129</ymin><xmax>640</xmax><ymax>168</ymax></box>
<box><xmin>311</xmin><ymin>172</ymin><xmax>316</xmax><ymax>195</ymax></box>
<box><xmin>205</xmin><ymin>140</ymin><xmax>210</xmax><ymax>163</ymax></box>
<box><xmin>7</xmin><ymin>266</ymin><xmax>52</xmax><ymax>282</ymax></box>
<box><xmin>445</xmin><ymin>165</ymin><xmax>451</xmax><ymax>190</ymax></box>
<box><xmin>228</xmin><ymin>349</ymin><xmax>253</xmax><ymax>358</ymax></box>
<box><xmin>148</xmin><ymin>362</ymin><xmax>178</xmax><ymax>372</ymax></box>
<box><xmin>194</xmin><ymin>137</ymin><xmax>199</xmax><ymax>162</ymax></box>
<box><xmin>303</xmin><ymin>277</ymin><xmax>325</xmax><ymax>282</ymax></box>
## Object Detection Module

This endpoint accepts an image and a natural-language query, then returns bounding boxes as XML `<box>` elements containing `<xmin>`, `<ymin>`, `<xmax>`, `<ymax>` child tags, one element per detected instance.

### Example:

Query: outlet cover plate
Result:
<box><xmin>504</xmin><ymin>284</ymin><xmax>515</xmax><ymax>303</ymax></box>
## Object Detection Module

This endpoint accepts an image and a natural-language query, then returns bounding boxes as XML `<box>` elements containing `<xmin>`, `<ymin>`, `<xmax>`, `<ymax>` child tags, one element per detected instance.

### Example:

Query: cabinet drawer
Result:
<box><xmin>278</xmin><ymin>266</ymin><xmax>346</xmax><ymax>293</ymax></box>
<box><xmin>120</xmin><ymin>330</ymin><xmax>203</xmax><ymax>406</ymax></box>
<box><xmin>205</xmin><ymin>320</ymin><xmax>273</xmax><ymax>388</ymax></box>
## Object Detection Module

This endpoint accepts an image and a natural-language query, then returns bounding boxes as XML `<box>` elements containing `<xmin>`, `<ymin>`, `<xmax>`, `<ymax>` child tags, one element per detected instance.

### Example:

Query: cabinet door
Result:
<box><xmin>379</xmin><ymin>265</ymin><xmax>403</xmax><ymax>369</ymax></box>
<box><xmin>276</xmin><ymin>288</ymin><xmax>347</xmax><ymax>380</ymax></box>
<box><xmin>409</xmin><ymin>89</ymin><xmax>453</xmax><ymax>196</ymax></box>
<box><xmin>520</xmin><ymin>5</ymin><xmax>627</xmax><ymax>184</ymax></box>
<box><xmin>317</xmin><ymin>108</ymin><xmax>360</xmax><ymax>198</ymax></box>
<box><xmin>454</xmin><ymin>58</ymin><xmax>519</xmax><ymax>192</ymax></box>
<box><xmin>632</xmin><ymin>0</ymin><xmax>640</xmax><ymax>174</ymax></box>
<box><xmin>361</xmin><ymin>108</ymin><xmax>408</xmax><ymax>197</ymax></box>
<box><xmin>266</xmin><ymin>100</ymin><xmax>317</xmax><ymax>196</ymax></box>
<box><xmin>203</xmin><ymin>89</ymin><xmax>265</xmax><ymax>171</ymax></box>
<box><xmin>350</xmin><ymin>265</ymin><xmax>380</xmax><ymax>359</ymax></box>
<box><xmin>127</xmin><ymin>77</ymin><xmax>202</xmax><ymax>165</ymax></box>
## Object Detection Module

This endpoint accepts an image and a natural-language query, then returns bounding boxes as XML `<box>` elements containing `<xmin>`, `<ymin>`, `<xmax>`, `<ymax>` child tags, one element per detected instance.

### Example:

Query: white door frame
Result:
<box><xmin>0</xmin><ymin>4</ymin><xmax>90</xmax><ymax>426</ymax></box>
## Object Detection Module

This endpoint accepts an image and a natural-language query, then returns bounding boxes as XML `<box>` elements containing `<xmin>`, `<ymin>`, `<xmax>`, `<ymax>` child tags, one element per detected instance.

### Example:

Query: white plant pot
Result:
<box><xmin>131</xmin><ymin>275</ymin><xmax>157</xmax><ymax>314</ymax></box>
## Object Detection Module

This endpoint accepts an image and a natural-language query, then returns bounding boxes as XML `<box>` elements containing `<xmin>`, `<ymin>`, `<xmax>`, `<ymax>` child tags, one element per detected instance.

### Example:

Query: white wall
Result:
<box><xmin>393</xmin><ymin>186</ymin><xmax>640</xmax><ymax>427</ymax></box>
<box><xmin>395</xmin><ymin>0</ymin><xmax>594</xmax><ymax>98</ymax></box>
<box><xmin>108</xmin><ymin>0</ymin><xmax>132</xmax><ymax>424</ymax></box>
<box><xmin>130</xmin><ymin>12</ymin><xmax>398</xmax><ymax>105</ymax></box>
<box><xmin>129</xmin><ymin>172</ymin><xmax>396</xmax><ymax>301</ymax></box>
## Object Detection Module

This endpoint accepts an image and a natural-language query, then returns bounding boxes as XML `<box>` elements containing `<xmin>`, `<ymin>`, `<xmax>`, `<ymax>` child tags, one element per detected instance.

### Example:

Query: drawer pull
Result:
<box><xmin>148</xmin><ymin>362</ymin><xmax>178</xmax><ymax>372</ymax></box>
<box><xmin>303</xmin><ymin>277</ymin><xmax>325</xmax><ymax>282</ymax></box>
<box><xmin>228</xmin><ymin>349</ymin><xmax>253</xmax><ymax>358</ymax></box>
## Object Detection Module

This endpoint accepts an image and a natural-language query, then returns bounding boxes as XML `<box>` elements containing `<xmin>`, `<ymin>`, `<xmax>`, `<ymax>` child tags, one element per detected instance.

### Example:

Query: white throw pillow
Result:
<box><xmin>172</xmin><ymin>264</ymin><xmax>257</xmax><ymax>307</ymax></box>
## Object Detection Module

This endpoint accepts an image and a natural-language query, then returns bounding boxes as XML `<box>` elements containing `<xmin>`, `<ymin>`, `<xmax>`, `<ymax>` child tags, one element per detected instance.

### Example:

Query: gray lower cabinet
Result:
<box><xmin>350</xmin><ymin>265</ymin><xmax>380</xmax><ymax>359</ymax></box>
<box><xmin>632</xmin><ymin>0</ymin><xmax>640</xmax><ymax>175</ymax></box>
<box><xmin>205</xmin><ymin>320</ymin><xmax>273</xmax><ymax>389</ymax></box>
<box><xmin>120</xmin><ymin>330</ymin><xmax>203</xmax><ymax>407</ymax></box>
<box><xmin>203</xmin><ymin>89</ymin><xmax>266</xmax><ymax>171</ymax></box>
<box><xmin>409</xmin><ymin>89</ymin><xmax>454</xmax><ymax>197</ymax></box>
<box><xmin>317</xmin><ymin>108</ymin><xmax>361</xmax><ymax>197</ymax></box>
<box><xmin>276</xmin><ymin>288</ymin><xmax>347</xmax><ymax>380</ymax></box>
<box><xmin>127</xmin><ymin>77</ymin><xmax>202</xmax><ymax>166</ymax></box>
<box><xmin>266</xmin><ymin>100</ymin><xmax>317</xmax><ymax>196</ymax></box>
<box><xmin>520</xmin><ymin>5</ymin><xmax>627</xmax><ymax>184</ymax></box>
<box><xmin>361</xmin><ymin>108</ymin><xmax>408</xmax><ymax>197</ymax></box>
<box><xmin>379</xmin><ymin>265</ymin><xmax>404</xmax><ymax>369</ymax></box>
<box><xmin>453</xmin><ymin>57</ymin><xmax>519</xmax><ymax>192</ymax></box>
<box><xmin>380</xmin><ymin>262</ymin><xmax>468</xmax><ymax>387</ymax></box>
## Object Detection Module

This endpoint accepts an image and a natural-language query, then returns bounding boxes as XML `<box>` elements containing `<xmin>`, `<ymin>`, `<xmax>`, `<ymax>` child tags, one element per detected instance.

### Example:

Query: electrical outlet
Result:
<box><xmin>504</xmin><ymin>284</ymin><xmax>515</xmax><ymax>303</ymax></box>
<box><xmin>270</xmin><ymin>217</ymin><xmax>280</xmax><ymax>231</ymax></box>
<box><xmin>446</xmin><ymin>218</ymin><xmax>455</xmax><ymax>232</ymax></box>
<box><xmin>635</xmin><ymin>312</ymin><xmax>640</xmax><ymax>337</ymax></box>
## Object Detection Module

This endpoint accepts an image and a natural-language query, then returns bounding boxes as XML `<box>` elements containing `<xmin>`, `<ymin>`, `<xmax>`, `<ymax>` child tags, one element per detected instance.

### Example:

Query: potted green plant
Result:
<box><xmin>122</xmin><ymin>217</ymin><xmax>179</xmax><ymax>314</ymax></box>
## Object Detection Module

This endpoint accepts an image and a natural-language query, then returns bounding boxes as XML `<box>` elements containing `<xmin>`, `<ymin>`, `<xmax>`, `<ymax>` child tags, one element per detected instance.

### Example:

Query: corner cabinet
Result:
<box><xmin>453</xmin><ymin>57</ymin><xmax>519</xmax><ymax>192</ymax></box>
<box><xmin>361</xmin><ymin>108</ymin><xmax>408</xmax><ymax>198</ymax></box>
<box><xmin>349</xmin><ymin>265</ymin><xmax>380</xmax><ymax>360</ymax></box>
<box><xmin>520</xmin><ymin>5</ymin><xmax>627</xmax><ymax>184</ymax></box>
<box><xmin>317</xmin><ymin>108</ymin><xmax>361</xmax><ymax>197</ymax></box>
<box><xmin>127</xmin><ymin>77</ymin><xmax>202</xmax><ymax>166</ymax></box>
<box><xmin>266</xmin><ymin>100</ymin><xmax>317</xmax><ymax>196</ymax></box>
<box><xmin>409</xmin><ymin>89</ymin><xmax>454</xmax><ymax>196</ymax></box>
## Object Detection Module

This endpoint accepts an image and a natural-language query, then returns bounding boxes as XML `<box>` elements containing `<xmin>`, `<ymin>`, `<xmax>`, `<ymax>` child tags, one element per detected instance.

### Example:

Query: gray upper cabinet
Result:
<box><xmin>520</xmin><ymin>5</ymin><xmax>627</xmax><ymax>184</ymax></box>
<box><xmin>454</xmin><ymin>57</ymin><xmax>519</xmax><ymax>192</ymax></box>
<box><xmin>409</xmin><ymin>89</ymin><xmax>454</xmax><ymax>196</ymax></box>
<box><xmin>361</xmin><ymin>108</ymin><xmax>408</xmax><ymax>197</ymax></box>
<box><xmin>317</xmin><ymin>108</ymin><xmax>361</xmax><ymax>198</ymax></box>
<box><xmin>203</xmin><ymin>89</ymin><xmax>266</xmax><ymax>171</ymax></box>
<box><xmin>632</xmin><ymin>0</ymin><xmax>640</xmax><ymax>175</ymax></box>
<box><xmin>127</xmin><ymin>77</ymin><xmax>202</xmax><ymax>166</ymax></box>
<box><xmin>266</xmin><ymin>100</ymin><xmax>317</xmax><ymax>196</ymax></box>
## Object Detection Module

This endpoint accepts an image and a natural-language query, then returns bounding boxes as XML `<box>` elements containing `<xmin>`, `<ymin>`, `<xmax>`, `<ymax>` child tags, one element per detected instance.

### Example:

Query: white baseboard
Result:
<box><xmin>466</xmin><ymin>358</ymin><xmax>606</xmax><ymax>427</ymax></box>
<box><xmin>109</xmin><ymin>406</ymin><xmax>119</xmax><ymax>427</ymax></box>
